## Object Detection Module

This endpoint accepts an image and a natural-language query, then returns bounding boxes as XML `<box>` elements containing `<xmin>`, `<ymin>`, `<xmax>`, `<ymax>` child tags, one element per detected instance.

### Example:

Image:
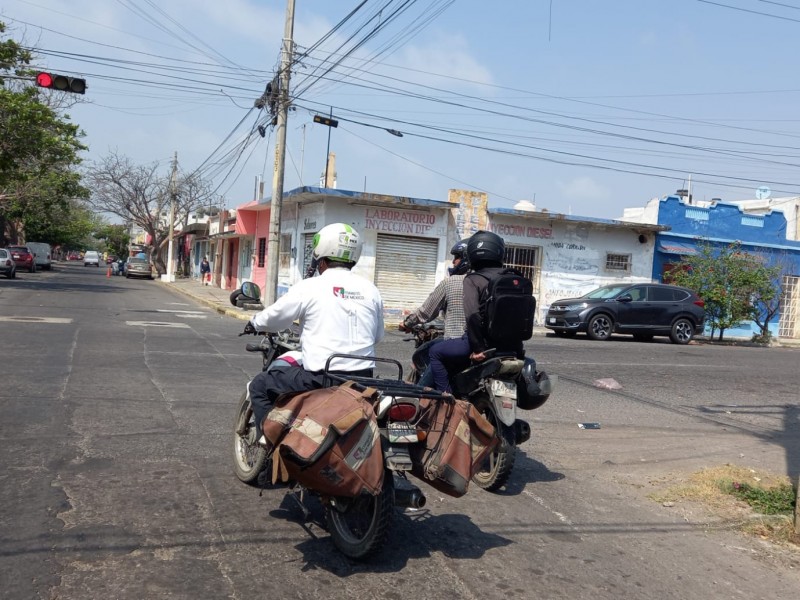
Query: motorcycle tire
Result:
<box><xmin>472</xmin><ymin>396</ymin><xmax>516</xmax><ymax>492</ymax></box>
<box><xmin>232</xmin><ymin>391</ymin><xmax>269</xmax><ymax>484</ymax></box>
<box><xmin>325</xmin><ymin>471</ymin><xmax>394</xmax><ymax>560</ymax></box>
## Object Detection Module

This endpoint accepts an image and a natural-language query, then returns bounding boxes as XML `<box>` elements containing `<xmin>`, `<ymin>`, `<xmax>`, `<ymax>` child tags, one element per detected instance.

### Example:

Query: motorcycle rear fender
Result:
<box><xmin>488</xmin><ymin>379</ymin><xmax>517</xmax><ymax>426</ymax></box>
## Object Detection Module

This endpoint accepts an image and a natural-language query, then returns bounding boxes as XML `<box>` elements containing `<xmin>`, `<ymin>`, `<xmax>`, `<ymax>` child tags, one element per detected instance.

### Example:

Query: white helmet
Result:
<box><xmin>312</xmin><ymin>223</ymin><xmax>362</xmax><ymax>264</ymax></box>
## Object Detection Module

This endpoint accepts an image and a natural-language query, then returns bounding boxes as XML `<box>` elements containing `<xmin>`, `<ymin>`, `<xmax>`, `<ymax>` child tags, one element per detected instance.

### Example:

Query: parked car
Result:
<box><xmin>544</xmin><ymin>282</ymin><xmax>705</xmax><ymax>344</ymax></box>
<box><xmin>67</xmin><ymin>252</ymin><xmax>82</xmax><ymax>261</ymax></box>
<box><xmin>0</xmin><ymin>248</ymin><xmax>16</xmax><ymax>279</ymax></box>
<box><xmin>7</xmin><ymin>245</ymin><xmax>36</xmax><ymax>273</ymax></box>
<box><xmin>83</xmin><ymin>251</ymin><xmax>100</xmax><ymax>267</ymax></box>
<box><xmin>26</xmin><ymin>242</ymin><xmax>53</xmax><ymax>271</ymax></box>
<box><xmin>125</xmin><ymin>257</ymin><xmax>153</xmax><ymax>279</ymax></box>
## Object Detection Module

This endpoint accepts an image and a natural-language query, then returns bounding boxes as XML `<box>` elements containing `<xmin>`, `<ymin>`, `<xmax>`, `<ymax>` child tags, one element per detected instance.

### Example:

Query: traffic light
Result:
<box><xmin>313</xmin><ymin>114</ymin><xmax>338</xmax><ymax>128</ymax></box>
<box><xmin>35</xmin><ymin>72</ymin><xmax>87</xmax><ymax>94</ymax></box>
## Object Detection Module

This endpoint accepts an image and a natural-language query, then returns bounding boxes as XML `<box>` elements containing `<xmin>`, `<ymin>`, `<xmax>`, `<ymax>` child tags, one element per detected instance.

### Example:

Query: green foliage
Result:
<box><xmin>0</xmin><ymin>21</ymin><xmax>89</xmax><ymax>246</ymax></box>
<box><xmin>721</xmin><ymin>481</ymin><xmax>796</xmax><ymax>515</ymax></box>
<box><xmin>95</xmin><ymin>223</ymin><xmax>131</xmax><ymax>258</ymax></box>
<box><xmin>668</xmin><ymin>242</ymin><xmax>782</xmax><ymax>341</ymax></box>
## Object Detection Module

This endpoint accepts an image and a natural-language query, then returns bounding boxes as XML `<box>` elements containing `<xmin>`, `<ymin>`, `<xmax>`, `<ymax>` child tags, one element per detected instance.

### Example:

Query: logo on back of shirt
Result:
<box><xmin>333</xmin><ymin>286</ymin><xmax>364</xmax><ymax>300</ymax></box>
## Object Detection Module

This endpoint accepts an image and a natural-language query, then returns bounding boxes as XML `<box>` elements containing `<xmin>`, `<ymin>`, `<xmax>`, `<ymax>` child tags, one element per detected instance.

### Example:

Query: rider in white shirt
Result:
<box><xmin>247</xmin><ymin>223</ymin><xmax>385</xmax><ymax>435</ymax></box>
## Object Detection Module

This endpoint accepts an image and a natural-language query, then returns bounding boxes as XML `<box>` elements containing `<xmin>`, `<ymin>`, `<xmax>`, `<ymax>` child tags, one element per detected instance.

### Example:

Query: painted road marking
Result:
<box><xmin>155</xmin><ymin>309</ymin><xmax>206</xmax><ymax>319</ymax></box>
<box><xmin>125</xmin><ymin>321</ymin><xmax>190</xmax><ymax>328</ymax></box>
<box><xmin>0</xmin><ymin>316</ymin><xmax>73</xmax><ymax>324</ymax></box>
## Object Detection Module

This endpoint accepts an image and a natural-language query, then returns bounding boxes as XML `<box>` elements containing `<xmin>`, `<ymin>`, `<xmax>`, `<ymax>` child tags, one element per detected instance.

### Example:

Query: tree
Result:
<box><xmin>748</xmin><ymin>250</ymin><xmax>788</xmax><ymax>342</ymax></box>
<box><xmin>95</xmin><ymin>223</ymin><xmax>131</xmax><ymax>259</ymax></box>
<box><xmin>668</xmin><ymin>242</ymin><xmax>781</xmax><ymax>341</ymax></box>
<box><xmin>85</xmin><ymin>152</ymin><xmax>211</xmax><ymax>275</ymax></box>
<box><xmin>0</xmin><ymin>21</ymin><xmax>89</xmax><ymax>246</ymax></box>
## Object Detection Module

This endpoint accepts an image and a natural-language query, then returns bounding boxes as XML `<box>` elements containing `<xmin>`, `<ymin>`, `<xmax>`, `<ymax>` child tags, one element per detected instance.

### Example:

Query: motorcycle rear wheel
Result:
<box><xmin>233</xmin><ymin>391</ymin><xmax>269</xmax><ymax>484</ymax></box>
<box><xmin>472</xmin><ymin>397</ymin><xmax>516</xmax><ymax>492</ymax></box>
<box><xmin>325</xmin><ymin>472</ymin><xmax>394</xmax><ymax>560</ymax></box>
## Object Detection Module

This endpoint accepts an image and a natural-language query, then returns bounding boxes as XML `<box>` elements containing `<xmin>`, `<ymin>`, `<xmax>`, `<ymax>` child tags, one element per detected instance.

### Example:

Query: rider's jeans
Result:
<box><xmin>429</xmin><ymin>334</ymin><xmax>471</xmax><ymax>392</ymax></box>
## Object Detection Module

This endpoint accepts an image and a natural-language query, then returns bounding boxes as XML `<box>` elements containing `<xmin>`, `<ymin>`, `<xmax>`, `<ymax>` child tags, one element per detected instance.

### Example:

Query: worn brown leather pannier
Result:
<box><xmin>261</xmin><ymin>382</ymin><xmax>384</xmax><ymax>497</ymax></box>
<box><xmin>409</xmin><ymin>397</ymin><xmax>497</xmax><ymax>497</ymax></box>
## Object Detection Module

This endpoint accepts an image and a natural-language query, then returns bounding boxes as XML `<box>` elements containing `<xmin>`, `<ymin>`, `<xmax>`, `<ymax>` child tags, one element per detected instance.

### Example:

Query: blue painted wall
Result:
<box><xmin>651</xmin><ymin>196</ymin><xmax>800</xmax><ymax>338</ymax></box>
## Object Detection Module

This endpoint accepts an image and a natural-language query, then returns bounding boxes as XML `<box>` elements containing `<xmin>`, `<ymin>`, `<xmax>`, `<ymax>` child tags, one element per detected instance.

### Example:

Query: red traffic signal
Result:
<box><xmin>35</xmin><ymin>71</ymin><xmax>86</xmax><ymax>94</ymax></box>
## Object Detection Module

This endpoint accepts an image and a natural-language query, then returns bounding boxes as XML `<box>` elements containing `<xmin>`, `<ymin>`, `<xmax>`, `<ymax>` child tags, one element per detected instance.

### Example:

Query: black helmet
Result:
<box><xmin>516</xmin><ymin>358</ymin><xmax>553</xmax><ymax>410</ymax></box>
<box><xmin>448</xmin><ymin>238</ymin><xmax>470</xmax><ymax>276</ymax></box>
<box><xmin>467</xmin><ymin>230</ymin><xmax>505</xmax><ymax>267</ymax></box>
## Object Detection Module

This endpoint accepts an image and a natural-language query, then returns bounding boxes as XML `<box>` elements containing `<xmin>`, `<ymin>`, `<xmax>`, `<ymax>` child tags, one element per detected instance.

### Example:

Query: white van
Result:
<box><xmin>26</xmin><ymin>242</ymin><xmax>53</xmax><ymax>270</ymax></box>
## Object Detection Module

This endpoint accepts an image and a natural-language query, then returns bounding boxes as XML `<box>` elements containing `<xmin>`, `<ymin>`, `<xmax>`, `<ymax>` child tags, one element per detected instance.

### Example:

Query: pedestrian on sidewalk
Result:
<box><xmin>200</xmin><ymin>256</ymin><xmax>211</xmax><ymax>285</ymax></box>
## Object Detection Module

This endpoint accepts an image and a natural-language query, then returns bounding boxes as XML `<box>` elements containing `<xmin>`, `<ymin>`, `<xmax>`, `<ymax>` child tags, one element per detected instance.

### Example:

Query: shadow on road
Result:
<box><xmin>490</xmin><ymin>450</ymin><xmax>565</xmax><ymax>497</ymax></box>
<box><xmin>265</xmin><ymin>487</ymin><xmax>512</xmax><ymax>574</ymax></box>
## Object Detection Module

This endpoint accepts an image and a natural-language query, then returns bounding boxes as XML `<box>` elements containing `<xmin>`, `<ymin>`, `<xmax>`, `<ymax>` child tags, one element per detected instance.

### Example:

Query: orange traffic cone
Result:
<box><xmin>106</xmin><ymin>265</ymin><xmax>112</xmax><ymax>278</ymax></box>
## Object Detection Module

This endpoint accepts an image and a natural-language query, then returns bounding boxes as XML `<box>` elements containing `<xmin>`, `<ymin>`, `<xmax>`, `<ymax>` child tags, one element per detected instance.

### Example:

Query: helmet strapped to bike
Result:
<box><xmin>448</xmin><ymin>238</ymin><xmax>470</xmax><ymax>276</ymax></box>
<box><xmin>516</xmin><ymin>357</ymin><xmax>553</xmax><ymax>410</ymax></box>
<box><xmin>312</xmin><ymin>223</ymin><xmax>362</xmax><ymax>266</ymax></box>
<box><xmin>467</xmin><ymin>230</ymin><xmax>505</xmax><ymax>267</ymax></box>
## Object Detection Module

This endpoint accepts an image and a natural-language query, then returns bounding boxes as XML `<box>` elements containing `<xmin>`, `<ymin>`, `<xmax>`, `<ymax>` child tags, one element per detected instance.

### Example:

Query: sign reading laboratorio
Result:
<box><xmin>489</xmin><ymin>220</ymin><xmax>554</xmax><ymax>241</ymax></box>
<box><xmin>363</xmin><ymin>207</ymin><xmax>440</xmax><ymax>235</ymax></box>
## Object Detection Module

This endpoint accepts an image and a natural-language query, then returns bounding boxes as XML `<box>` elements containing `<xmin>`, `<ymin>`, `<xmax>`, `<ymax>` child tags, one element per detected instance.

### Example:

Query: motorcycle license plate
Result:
<box><xmin>388</xmin><ymin>423</ymin><xmax>418</xmax><ymax>443</ymax></box>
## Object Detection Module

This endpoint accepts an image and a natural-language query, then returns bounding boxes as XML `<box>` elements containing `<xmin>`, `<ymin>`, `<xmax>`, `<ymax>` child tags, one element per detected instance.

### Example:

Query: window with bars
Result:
<box><xmin>503</xmin><ymin>245</ymin><xmax>541</xmax><ymax>294</ymax></box>
<box><xmin>257</xmin><ymin>237</ymin><xmax>266</xmax><ymax>268</ymax></box>
<box><xmin>778</xmin><ymin>275</ymin><xmax>800</xmax><ymax>339</ymax></box>
<box><xmin>605</xmin><ymin>253</ymin><xmax>631</xmax><ymax>272</ymax></box>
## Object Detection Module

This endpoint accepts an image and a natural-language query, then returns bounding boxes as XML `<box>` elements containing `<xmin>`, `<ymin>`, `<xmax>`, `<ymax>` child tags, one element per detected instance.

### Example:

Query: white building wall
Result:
<box><xmin>279</xmin><ymin>201</ymin><xmax>452</xmax><ymax>316</ymax></box>
<box><xmin>489</xmin><ymin>215</ymin><xmax>655</xmax><ymax>323</ymax></box>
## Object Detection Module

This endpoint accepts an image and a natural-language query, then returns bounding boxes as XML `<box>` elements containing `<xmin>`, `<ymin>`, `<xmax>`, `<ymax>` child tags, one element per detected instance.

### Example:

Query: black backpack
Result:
<box><xmin>476</xmin><ymin>268</ymin><xmax>535</xmax><ymax>343</ymax></box>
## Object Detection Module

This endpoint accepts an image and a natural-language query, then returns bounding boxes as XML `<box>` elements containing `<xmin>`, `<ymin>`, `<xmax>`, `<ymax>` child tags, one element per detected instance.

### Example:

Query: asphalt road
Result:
<box><xmin>1</xmin><ymin>263</ymin><xmax>798</xmax><ymax>599</ymax></box>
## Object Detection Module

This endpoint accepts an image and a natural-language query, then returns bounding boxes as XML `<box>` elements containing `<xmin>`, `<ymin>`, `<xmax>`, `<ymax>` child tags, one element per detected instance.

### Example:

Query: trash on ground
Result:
<box><xmin>578</xmin><ymin>422</ymin><xmax>601</xmax><ymax>429</ymax></box>
<box><xmin>593</xmin><ymin>378</ymin><xmax>622</xmax><ymax>390</ymax></box>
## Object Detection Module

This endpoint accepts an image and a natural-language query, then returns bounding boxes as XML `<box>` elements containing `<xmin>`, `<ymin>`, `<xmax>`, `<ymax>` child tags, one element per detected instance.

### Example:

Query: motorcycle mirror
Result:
<box><xmin>241</xmin><ymin>281</ymin><xmax>261</xmax><ymax>301</ymax></box>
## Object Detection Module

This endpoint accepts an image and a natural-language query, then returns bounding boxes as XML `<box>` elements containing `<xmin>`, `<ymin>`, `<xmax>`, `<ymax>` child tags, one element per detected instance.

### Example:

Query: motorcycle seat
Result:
<box><xmin>451</xmin><ymin>354</ymin><xmax>520</xmax><ymax>396</ymax></box>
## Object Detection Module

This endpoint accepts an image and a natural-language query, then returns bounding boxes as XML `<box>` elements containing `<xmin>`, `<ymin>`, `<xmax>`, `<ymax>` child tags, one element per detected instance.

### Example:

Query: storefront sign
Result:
<box><xmin>490</xmin><ymin>222</ymin><xmax>554</xmax><ymax>239</ymax></box>
<box><xmin>364</xmin><ymin>208</ymin><xmax>437</xmax><ymax>235</ymax></box>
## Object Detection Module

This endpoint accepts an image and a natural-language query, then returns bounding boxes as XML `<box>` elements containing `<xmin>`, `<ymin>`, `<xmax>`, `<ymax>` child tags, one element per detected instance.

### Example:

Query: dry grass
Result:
<box><xmin>648</xmin><ymin>464</ymin><xmax>799</xmax><ymax>549</ymax></box>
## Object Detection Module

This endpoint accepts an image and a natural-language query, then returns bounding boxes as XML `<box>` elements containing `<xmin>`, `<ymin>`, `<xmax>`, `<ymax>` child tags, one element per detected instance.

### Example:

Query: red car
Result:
<box><xmin>7</xmin><ymin>246</ymin><xmax>36</xmax><ymax>273</ymax></box>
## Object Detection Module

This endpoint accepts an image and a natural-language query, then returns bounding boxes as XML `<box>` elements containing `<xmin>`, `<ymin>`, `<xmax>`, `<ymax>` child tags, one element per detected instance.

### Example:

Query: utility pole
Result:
<box><xmin>162</xmin><ymin>151</ymin><xmax>178</xmax><ymax>282</ymax></box>
<box><xmin>323</xmin><ymin>106</ymin><xmax>333</xmax><ymax>187</ymax></box>
<box><xmin>264</xmin><ymin>0</ymin><xmax>296</xmax><ymax>305</ymax></box>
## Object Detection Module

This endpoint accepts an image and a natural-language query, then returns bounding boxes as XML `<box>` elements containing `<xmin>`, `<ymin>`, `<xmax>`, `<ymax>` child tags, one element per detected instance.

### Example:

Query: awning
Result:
<box><xmin>179</xmin><ymin>222</ymin><xmax>209</xmax><ymax>235</ymax></box>
<box><xmin>657</xmin><ymin>241</ymin><xmax>698</xmax><ymax>255</ymax></box>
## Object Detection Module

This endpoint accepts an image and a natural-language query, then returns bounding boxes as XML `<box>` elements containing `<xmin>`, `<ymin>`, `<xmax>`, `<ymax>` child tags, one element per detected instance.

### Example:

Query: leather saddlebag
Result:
<box><xmin>409</xmin><ymin>397</ymin><xmax>498</xmax><ymax>498</ymax></box>
<box><xmin>261</xmin><ymin>382</ymin><xmax>384</xmax><ymax>497</ymax></box>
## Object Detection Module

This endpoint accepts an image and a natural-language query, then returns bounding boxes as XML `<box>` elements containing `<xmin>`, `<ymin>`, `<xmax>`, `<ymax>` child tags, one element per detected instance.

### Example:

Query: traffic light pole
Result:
<box><xmin>264</xmin><ymin>0</ymin><xmax>296</xmax><ymax>306</ymax></box>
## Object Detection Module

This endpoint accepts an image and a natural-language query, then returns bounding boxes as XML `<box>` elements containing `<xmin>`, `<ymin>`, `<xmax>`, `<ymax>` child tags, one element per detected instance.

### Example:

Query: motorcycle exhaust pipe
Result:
<box><xmin>395</xmin><ymin>486</ymin><xmax>427</xmax><ymax>509</ymax></box>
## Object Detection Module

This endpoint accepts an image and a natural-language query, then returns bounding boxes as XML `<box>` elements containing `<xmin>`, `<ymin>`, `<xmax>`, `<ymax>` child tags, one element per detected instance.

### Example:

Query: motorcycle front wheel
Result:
<box><xmin>325</xmin><ymin>472</ymin><xmax>394</xmax><ymax>560</ymax></box>
<box><xmin>233</xmin><ymin>391</ymin><xmax>269</xmax><ymax>484</ymax></box>
<box><xmin>472</xmin><ymin>396</ymin><xmax>517</xmax><ymax>492</ymax></box>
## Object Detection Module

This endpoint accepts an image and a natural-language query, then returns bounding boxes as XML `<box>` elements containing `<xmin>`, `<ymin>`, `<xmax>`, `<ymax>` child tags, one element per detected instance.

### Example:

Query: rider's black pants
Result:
<box><xmin>249</xmin><ymin>365</ymin><xmax>373</xmax><ymax>436</ymax></box>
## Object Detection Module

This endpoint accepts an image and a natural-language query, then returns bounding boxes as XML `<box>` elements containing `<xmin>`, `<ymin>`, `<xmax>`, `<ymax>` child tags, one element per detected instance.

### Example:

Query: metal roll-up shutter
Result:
<box><xmin>375</xmin><ymin>234</ymin><xmax>439</xmax><ymax>309</ymax></box>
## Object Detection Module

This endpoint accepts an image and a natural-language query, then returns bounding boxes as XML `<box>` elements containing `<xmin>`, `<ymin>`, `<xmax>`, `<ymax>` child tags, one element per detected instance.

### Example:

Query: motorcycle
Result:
<box><xmin>404</xmin><ymin>321</ymin><xmax>553</xmax><ymax>492</ymax></box>
<box><xmin>232</xmin><ymin>283</ymin><xmax>447</xmax><ymax>559</ymax></box>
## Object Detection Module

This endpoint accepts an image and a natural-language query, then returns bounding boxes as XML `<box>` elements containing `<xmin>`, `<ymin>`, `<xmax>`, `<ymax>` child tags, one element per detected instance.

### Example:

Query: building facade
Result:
<box><xmin>624</xmin><ymin>195</ymin><xmax>800</xmax><ymax>339</ymax></box>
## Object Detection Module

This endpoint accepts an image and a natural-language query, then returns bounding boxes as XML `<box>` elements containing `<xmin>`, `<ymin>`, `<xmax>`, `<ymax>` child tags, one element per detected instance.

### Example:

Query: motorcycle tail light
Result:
<box><xmin>388</xmin><ymin>403</ymin><xmax>417</xmax><ymax>422</ymax></box>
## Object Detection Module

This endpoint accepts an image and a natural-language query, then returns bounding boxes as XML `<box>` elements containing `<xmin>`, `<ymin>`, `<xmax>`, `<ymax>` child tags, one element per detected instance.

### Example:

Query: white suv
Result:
<box><xmin>83</xmin><ymin>251</ymin><xmax>100</xmax><ymax>267</ymax></box>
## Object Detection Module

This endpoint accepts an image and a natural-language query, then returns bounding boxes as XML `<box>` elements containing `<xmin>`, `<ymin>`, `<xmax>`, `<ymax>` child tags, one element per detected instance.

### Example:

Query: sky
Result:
<box><xmin>4</xmin><ymin>0</ymin><xmax>800</xmax><ymax>220</ymax></box>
